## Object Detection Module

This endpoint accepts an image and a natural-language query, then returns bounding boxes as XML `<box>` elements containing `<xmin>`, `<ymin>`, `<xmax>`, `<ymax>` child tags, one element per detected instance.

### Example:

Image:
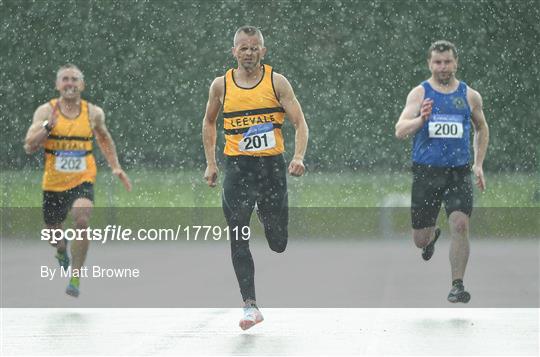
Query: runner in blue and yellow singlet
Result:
<box><xmin>202</xmin><ymin>26</ymin><xmax>309</xmax><ymax>330</ymax></box>
<box><xmin>395</xmin><ymin>41</ymin><xmax>489</xmax><ymax>303</ymax></box>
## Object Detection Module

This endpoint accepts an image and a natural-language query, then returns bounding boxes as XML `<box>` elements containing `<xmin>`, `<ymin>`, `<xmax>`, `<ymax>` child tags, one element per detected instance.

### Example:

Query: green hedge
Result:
<box><xmin>2</xmin><ymin>0</ymin><xmax>538</xmax><ymax>172</ymax></box>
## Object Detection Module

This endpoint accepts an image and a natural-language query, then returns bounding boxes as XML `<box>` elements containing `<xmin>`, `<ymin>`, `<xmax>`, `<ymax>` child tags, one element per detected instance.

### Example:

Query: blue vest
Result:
<box><xmin>412</xmin><ymin>81</ymin><xmax>472</xmax><ymax>167</ymax></box>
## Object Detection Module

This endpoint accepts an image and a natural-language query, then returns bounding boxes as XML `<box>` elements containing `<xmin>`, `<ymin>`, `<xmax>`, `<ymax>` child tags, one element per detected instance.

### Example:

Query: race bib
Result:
<box><xmin>239</xmin><ymin>123</ymin><xmax>276</xmax><ymax>152</ymax></box>
<box><xmin>54</xmin><ymin>151</ymin><xmax>87</xmax><ymax>172</ymax></box>
<box><xmin>428</xmin><ymin>114</ymin><xmax>464</xmax><ymax>139</ymax></box>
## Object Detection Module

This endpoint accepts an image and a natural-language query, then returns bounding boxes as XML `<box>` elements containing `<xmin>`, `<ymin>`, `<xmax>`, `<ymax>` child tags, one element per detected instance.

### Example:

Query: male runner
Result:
<box><xmin>395</xmin><ymin>40</ymin><xmax>489</xmax><ymax>303</ymax></box>
<box><xmin>202</xmin><ymin>26</ymin><xmax>309</xmax><ymax>329</ymax></box>
<box><xmin>24</xmin><ymin>64</ymin><xmax>132</xmax><ymax>297</ymax></box>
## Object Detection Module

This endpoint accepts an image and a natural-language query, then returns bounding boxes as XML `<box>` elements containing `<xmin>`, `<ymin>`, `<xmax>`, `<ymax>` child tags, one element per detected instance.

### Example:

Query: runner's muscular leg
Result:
<box><xmin>70</xmin><ymin>198</ymin><xmax>93</xmax><ymax>275</ymax></box>
<box><xmin>448</xmin><ymin>211</ymin><xmax>470</xmax><ymax>281</ymax></box>
<box><xmin>46</xmin><ymin>223</ymin><xmax>65</xmax><ymax>251</ymax></box>
<box><xmin>413</xmin><ymin>227</ymin><xmax>436</xmax><ymax>249</ymax></box>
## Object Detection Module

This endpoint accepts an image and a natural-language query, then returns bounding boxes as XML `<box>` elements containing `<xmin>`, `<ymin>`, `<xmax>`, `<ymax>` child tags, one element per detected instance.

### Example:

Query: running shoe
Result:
<box><xmin>239</xmin><ymin>306</ymin><xmax>264</xmax><ymax>330</ymax></box>
<box><xmin>66</xmin><ymin>277</ymin><xmax>80</xmax><ymax>298</ymax></box>
<box><xmin>447</xmin><ymin>282</ymin><xmax>471</xmax><ymax>303</ymax></box>
<box><xmin>422</xmin><ymin>227</ymin><xmax>441</xmax><ymax>261</ymax></box>
<box><xmin>55</xmin><ymin>250</ymin><xmax>70</xmax><ymax>270</ymax></box>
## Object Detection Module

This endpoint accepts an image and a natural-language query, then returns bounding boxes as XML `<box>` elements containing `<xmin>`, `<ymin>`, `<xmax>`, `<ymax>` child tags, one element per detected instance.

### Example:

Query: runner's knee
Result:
<box><xmin>413</xmin><ymin>229</ymin><xmax>431</xmax><ymax>248</ymax></box>
<box><xmin>72</xmin><ymin>211</ymin><xmax>91</xmax><ymax>228</ymax></box>
<box><xmin>71</xmin><ymin>198</ymin><xmax>93</xmax><ymax>228</ymax></box>
<box><xmin>413</xmin><ymin>237</ymin><xmax>429</xmax><ymax>248</ymax></box>
<box><xmin>451</xmin><ymin>217</ymin><xmax>468</xmax><ymax>236</ymax></box>
<box><xmin>268</xmin><ymin>237</ymin><xmax>287</xmax><ymax>253</ymax></box>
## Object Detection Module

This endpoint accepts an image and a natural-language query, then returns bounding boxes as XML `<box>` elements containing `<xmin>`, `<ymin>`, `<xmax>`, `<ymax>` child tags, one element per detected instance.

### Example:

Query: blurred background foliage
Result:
<box><xmin>1</xmin><ymin>0</ymin><xmax>539</xmax><ymax>172</ymax></box>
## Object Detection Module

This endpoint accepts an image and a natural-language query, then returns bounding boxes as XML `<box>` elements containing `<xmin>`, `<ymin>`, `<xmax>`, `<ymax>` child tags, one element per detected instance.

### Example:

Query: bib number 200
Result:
<box><xmin>428</xmin><ymin>122</ymin><xmax>463</xmax><ymax>138</ymax></box>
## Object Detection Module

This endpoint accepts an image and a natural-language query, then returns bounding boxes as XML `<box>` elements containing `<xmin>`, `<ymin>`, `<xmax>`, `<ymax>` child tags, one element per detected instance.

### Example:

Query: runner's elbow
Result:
<box><xmin>395</xmin><ymin>125</ymin><xmax>406</xmax><ymax>140</ymax></box>
<box><xmin>24</xmin><ymin>142</ymin><xmax>37</xmax><ymax>154</ymax></box>
<box><xmin>203</xmin><ymin>115</ymin><xmax>217</xmax><ymax>126</ymax></box>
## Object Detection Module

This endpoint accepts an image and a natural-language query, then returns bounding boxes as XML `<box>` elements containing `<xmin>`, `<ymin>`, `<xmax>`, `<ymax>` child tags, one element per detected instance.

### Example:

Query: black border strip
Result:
<box><xmin>223</xmin><ymin>107</ymin><xmax>285</xmax><ymax>118</ymax></box>
<box><xmin>271</xmin><ymin>67</ymin><xmax>280</xmax><ymax>101</ymax></box>
<box><xmin>223</xmin><ymin>71</ymin><xmax>227</xmax><ymax>104</ymax></box>
<box><xmin>57</xmin><ymin>100</ymin><xmax>82</xmax><ymax>119</ymax></box>
<box><xmin>44</xmin><ymin>149</ymin><xmax>93</xmax><ymax>156</ymax></box>
<box><xmin>231</xmin><ymin>64</ymin><xmax>266</xmax><ymax>90</ymax></box>
<box><xmin>48</xmin><ymin>135</ymin><xmax>93</xmax><ymax>141</ymax></box>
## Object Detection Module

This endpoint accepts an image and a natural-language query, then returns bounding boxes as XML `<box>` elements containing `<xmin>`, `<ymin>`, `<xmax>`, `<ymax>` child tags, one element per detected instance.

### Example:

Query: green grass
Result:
<box><xmin>1</xmin><ymin>168</ymin><xmax>538</xmax><ymax>208</ymax></box>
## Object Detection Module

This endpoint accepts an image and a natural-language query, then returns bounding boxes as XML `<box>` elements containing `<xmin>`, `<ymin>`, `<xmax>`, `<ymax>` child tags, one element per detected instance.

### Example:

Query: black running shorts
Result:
<box><xmin>222</xmin><ymin>155</ymin><xmax>288</xmax><ymax>241</ymax></box>
<box><xmin>43</xmin><ymin>182</ymin><xmax>94</xmax><ymax>225</ymax></box>
<box><xmin>411</xmin><ymin>163</ymin><xmax>473</xmax><ymax>229</ymax></box>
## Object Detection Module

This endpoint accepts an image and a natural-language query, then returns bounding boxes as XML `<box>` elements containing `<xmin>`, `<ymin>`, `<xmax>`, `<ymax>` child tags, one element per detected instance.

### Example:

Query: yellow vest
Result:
<box><xmin>42</xmin><ymin>99</ymin><xmax>97</xmax><ymax>191</ymax></box>
<box><xmin>223</xmin><ymin>64</ymin><xmax>285</xmax><ymax>156</ymax></box>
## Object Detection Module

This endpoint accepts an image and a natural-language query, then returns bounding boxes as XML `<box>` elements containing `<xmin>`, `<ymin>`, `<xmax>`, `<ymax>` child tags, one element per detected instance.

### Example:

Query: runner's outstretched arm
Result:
<box><xmin>91</xmin><ymin>105</ymin><xmax>132</xmax><ymax>192</ymax></box>
<box><xmin>273</xmin><ymin>73</ymin><xmax>308</xmax><ymax>176</ymax></box>
<box><xmin>469</xmin><ymin>89</ymin><xmax>489</xmax><ymax>191</ymax></box>
<box><xmin>202</xmin><ymin>77</ymin><xmax>223</xmax><ymax>187</ymax></box>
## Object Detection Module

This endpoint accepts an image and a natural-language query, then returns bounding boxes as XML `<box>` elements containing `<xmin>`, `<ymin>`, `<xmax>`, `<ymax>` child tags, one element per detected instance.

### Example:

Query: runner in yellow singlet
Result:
<box><xmin>202</xmin><ymin>26</ymin><xmax>309</xmax><ymax>330</ymax></box>
<box><xmin>24</xmin><ymin>64</ymin><xmax>132</xmax><ymax>298</ymax></box>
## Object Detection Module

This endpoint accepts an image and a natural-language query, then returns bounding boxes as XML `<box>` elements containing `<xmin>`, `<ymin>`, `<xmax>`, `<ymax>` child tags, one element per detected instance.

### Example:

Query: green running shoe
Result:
<box><xmin>55</xmin><ymin>250</ymin><xmax>70</xmax><ymax>270</ymax></box>
<box><xmin>66</xmin><ymin>277</ymin><xmax>80</xmax><ymax>298</ymax></box>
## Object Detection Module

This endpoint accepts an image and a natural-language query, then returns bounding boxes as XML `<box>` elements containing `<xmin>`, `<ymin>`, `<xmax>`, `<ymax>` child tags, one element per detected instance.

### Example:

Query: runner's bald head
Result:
<box><xmin>56</xmin><ymin>64</ymin><xmax>84</xmax><ymax>81</ymax></box>
<box><xmin>234</xmin><ymin>26</ymin><xmax>264</xmax><ymax>47</ymax></box>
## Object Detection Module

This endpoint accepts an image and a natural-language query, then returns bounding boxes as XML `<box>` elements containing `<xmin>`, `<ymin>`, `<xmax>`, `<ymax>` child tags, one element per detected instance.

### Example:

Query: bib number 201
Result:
<box><xmin>243</xmin><ymin>134</ymin><xmax>268</xmax><ymax>150</ymax></box>
<box><xmin>239</xmin><ymin>131</ymin><xmax>276</xmax><ymax>152</ymax></box>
